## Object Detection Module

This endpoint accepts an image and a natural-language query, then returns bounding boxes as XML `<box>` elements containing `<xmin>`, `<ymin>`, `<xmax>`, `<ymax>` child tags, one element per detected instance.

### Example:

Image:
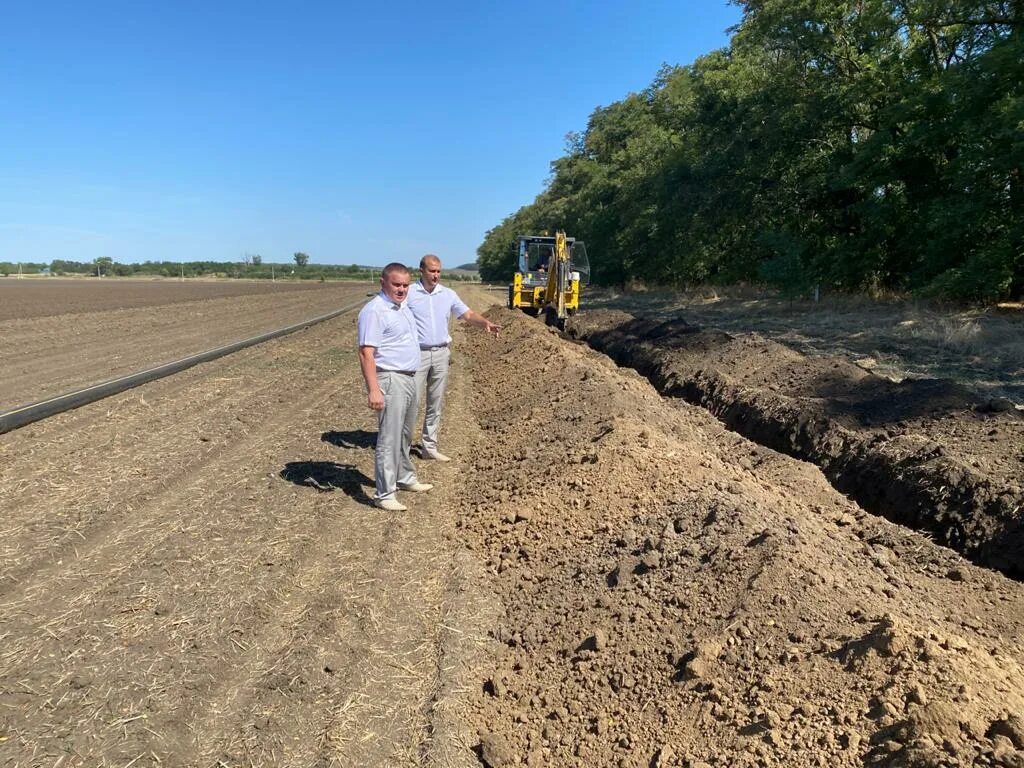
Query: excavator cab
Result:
<box><xmin>508</xmin><ymin>232</ymin><xmax>590</xmax><ymax>320</ymax></box>
<box><xmin>521</xmin><ymin>241</ymin><xmax>553</xmax><ymax>273</ymax></box>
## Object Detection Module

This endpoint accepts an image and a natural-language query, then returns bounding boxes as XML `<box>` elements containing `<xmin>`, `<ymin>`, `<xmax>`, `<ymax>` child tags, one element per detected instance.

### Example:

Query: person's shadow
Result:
<box><xmin>279</xmin><ymin>461</ymin><xmax>374</xmax><ymax>505</ymax></box>
<box><xmin>321</xmin><ymin>430</ymin><xmax>376</xmax><ymax>449</ymax></box>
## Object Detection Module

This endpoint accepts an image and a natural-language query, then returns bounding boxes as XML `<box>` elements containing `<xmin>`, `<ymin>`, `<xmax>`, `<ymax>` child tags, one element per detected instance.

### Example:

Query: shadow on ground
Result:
<box><xmin>280</xmin><ymin>461</ymin><xmax>374</xmax><ymax>505</ymax></box>
<box><xmin>321</xmin><ymin>429</ymin><xmax>376</xmax><ymax>449</ymax></box>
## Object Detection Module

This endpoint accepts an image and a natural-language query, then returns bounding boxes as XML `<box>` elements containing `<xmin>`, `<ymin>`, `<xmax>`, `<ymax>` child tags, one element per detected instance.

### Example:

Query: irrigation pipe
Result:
<box><xmin>0</xmin><ymin>299</ymin><xmax>367</xmax><ymax>436</ymax></box>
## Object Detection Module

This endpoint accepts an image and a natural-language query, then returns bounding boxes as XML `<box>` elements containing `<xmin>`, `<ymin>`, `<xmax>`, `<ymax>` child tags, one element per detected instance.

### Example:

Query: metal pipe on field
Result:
<box><xmin>0</xmin><ymin>299</ymin><xmax>366</xmax><ymax>436</ymax></box>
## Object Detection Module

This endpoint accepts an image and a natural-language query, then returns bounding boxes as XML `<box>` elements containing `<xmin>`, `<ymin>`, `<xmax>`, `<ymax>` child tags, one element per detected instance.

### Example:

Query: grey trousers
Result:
<box><xmin>406</xmin><ymin>346</ymin><xmax>451</xmax><ymax>454</ymax></box>
<box><xmin>375</xmin><ymin>371</ymin><xmax>419</xmax><ymax>502</ymax></box>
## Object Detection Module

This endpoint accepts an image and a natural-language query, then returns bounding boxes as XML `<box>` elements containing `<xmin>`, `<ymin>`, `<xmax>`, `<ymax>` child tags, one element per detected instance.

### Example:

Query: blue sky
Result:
<box><xmin>1</xmin><ymin>1</ymin><xmax>741</xmax><ymax>268</ymax></box>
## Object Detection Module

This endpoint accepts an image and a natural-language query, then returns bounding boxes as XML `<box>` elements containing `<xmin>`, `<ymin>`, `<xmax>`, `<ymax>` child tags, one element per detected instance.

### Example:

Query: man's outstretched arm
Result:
<box><xmin>459</xmin><ymin>309</ymin><xmax>501</xmax><ymax>336</ymax></box>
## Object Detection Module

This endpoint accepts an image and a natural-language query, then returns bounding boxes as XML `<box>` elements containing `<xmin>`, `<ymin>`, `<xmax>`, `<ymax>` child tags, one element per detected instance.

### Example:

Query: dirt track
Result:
<box><xmin>1</xmin><ymin>287</ymin><xmax>1023</xmax><ymax>767</ymax></box>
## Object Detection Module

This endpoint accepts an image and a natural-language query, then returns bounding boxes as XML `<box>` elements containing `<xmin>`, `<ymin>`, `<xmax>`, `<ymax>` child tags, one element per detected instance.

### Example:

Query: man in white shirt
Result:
<box><xmin>405</xmin><ymin>254</ymin><xmax>500</xmax><ymax>461</ymax></box>
<box><xmin>358</xmin><ymin>262</ymin><xmax>433</xmax><ymax>511</ymax></box>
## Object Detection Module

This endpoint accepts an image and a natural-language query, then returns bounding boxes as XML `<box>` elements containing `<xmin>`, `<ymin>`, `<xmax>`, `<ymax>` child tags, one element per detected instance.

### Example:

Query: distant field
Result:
<box><xmin>0</xmin><ymin>277</ymin><xmax>346</xmax><ymax>321</ymax></box>
<box><xmin>0</xmin><ymin>280</ymin><xmax>370</xmax><ymax>409</ymax></box>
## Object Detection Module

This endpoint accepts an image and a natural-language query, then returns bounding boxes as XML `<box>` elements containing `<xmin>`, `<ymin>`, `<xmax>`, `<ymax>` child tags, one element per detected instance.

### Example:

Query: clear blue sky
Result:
<box><xmin>1</xmin><ymin>1</ymin><xmax>741</xmax><ymax>268</ymax></box>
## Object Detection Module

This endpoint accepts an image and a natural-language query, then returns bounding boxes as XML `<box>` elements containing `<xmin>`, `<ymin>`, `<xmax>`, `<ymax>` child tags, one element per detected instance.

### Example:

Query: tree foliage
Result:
<box><xmin>478</xmin><ymin>0</ymin><xmax>1023</xmax><ymax>301</ymax></box>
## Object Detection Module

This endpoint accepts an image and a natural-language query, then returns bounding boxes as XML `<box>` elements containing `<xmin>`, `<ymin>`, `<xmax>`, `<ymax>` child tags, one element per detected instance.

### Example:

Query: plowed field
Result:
<box><xmin>0</xmin><ymin>286</ymin><xmax>491</xmax><ymax>767</ymax></box>
<box><xmin>1</xmin><ymin>285</ymin><xmax>1022</xmax><ymax>768</ymax></box>
<box><xmin>0</xmin><ymin>279</ymin><xmax>369</xmax><ymax>409</ymax></box>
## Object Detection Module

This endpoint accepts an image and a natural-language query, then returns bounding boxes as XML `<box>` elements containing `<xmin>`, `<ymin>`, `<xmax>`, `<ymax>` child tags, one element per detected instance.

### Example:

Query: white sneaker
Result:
<box><xmin>397</xmin><ymin>482</ymin><xmax>433</xmax><ymax>493</ymax></box>
<box><xmin>422</xmin><ymin>450</ymin><xmax>451</xmax><ymax>462</ymax></box>
<box><xmin>375</xmin><ymin>498</ymin><xmax>408</xmax><ymax>511</ymax></box>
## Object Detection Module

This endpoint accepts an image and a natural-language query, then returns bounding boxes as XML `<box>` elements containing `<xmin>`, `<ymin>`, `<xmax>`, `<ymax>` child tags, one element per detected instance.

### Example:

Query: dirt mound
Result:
<box><xmin>564</xmin><ymin>310</ymin><xmax>1024</xmax><ymax>578</ymax></box>
<box><xmin>455</xmin><ymin>308</ymin><xmax>1024</xmax><ymax>768</ymax></box>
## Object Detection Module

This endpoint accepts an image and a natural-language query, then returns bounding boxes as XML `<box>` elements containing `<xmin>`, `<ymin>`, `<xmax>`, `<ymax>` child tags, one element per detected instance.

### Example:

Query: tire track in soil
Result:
<box><xmin>194</xmin><ymin>510</ymin><xmax>452</xmax><ymax>768</ymax></box>
<box><xmin>318</xmin><ymin>509</ymin><xmax>449</xmax><ymax>766</ymax></box>
<box><xmin>0</xmin><ymin>309</ymin><xmax>473</xmax><ymax>766</ymax></box>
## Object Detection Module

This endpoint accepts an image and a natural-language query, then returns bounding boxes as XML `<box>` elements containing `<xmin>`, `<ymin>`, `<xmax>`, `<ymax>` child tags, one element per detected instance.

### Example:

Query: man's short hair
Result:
<box><xmin>419</xmin><ymin>254</ymin><xmax>441</xmax><ymax>270</ymax></box>
<box><xmin>381</xmin><ymin>262</ymin><xmax>410</xmax><ymax>280</ymax></box>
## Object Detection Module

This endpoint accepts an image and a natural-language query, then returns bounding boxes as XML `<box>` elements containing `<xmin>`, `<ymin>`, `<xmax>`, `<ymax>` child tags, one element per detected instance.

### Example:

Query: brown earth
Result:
<box><xmin>0</xmin><ymin>289</ymin><xmax>496</xmax><ymax>767</ymax></box>
<box><xmin>1</xmin><ymin>286</ymin><xmax>1023</xmax><ymax>768</ymax></box>
<box><xmin>0</xmin><ymin>278</ymin><xmax>338</xmax><ymax>321</ymax></box>
<box><xmin>457</xmin><ymin>306</ymin><xmax>1024</xmax><ymax>768</ymax></box>
<box><xmin>583</xmin><ymin>288</ymin><xmax>1024</xmax><ymax>404</ymax></box>
<box><xmin>563</xmin><ymin>310</ymin><xmax>1024</xmax><ymax>578</ymax></box>
<box><xmin>0</xmin><ymin>279</ymin><xmax>370</xmax><ymax>410</ymax></box>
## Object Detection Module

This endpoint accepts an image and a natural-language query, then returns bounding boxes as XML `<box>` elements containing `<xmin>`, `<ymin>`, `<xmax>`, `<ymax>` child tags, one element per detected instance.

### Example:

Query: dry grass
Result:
<box><xmin>587</xmin><ymin>286</ymin><xmax>1024</xmax><ymax>401</ymax></box>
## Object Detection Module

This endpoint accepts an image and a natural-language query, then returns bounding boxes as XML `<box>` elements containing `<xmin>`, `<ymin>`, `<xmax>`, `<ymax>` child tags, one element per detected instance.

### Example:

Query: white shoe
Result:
<box><xmin>375</xmin><ymin>498</ymin><xmax>408</xmax><ymax>511</ymax></box>
<box><xmin>397</xmin><ymin>482</ymin><xmax>433</xmax><ymax>493</ymax></box>
<box><xmin>422</xmin><ymin>450</ymin><xmax>451</xmax><ymax>462</ymax></box>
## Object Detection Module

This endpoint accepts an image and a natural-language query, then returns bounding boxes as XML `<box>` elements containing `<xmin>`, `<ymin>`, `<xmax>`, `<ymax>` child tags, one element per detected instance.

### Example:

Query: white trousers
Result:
<box><xmin>406</xmin><ymin>346</ymin><xmax>450</xmax><ymax>454</ymax></box>
<box><xmin>375</xmin><ymin>371</ymin><xmax>419</xmax><ymax>502</ymax></box>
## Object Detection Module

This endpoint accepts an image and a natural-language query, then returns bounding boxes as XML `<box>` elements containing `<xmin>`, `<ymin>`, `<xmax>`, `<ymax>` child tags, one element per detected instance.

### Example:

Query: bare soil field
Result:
<box><xmin>0</xmin><ymin>279</ymin><xmax>370</xmax><ymax>410</ymax></box>
<box><xmin>1</xmin><ymin>286</ymin><xmax>1022</xmax><ymax>768</ymax></box>
<box><xmin>0</xmin><ymin>278</ymin><xmax>337</xmax><ymax>321</ymax></box>
<box><xmin>0</xmin><ymin>297</ymin><xmax>493</xmax><ymax>767</ymax></box>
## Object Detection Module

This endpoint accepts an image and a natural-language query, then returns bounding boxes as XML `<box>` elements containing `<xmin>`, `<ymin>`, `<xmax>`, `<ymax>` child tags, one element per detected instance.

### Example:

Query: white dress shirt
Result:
<box><xmin>406</xmin><ymin>281</ymin><xmax>470</xmax><ymax>348</ymax></box>
<box><xmin>357</xmin><ymin>291</ymin><xmax>421</xmax><ymax>371</ymax></box>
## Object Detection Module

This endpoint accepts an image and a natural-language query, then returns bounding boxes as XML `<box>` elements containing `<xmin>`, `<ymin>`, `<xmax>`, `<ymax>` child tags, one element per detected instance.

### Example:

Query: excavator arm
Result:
<box><xmin>508</xmin><ymin>231</ymin><xmax>586</xmax><ymax>322</ymax></box>
<box><xmin>544</xmin><ymin>231</ymin><xmax>570</xmax><ymax>318</ymax></box>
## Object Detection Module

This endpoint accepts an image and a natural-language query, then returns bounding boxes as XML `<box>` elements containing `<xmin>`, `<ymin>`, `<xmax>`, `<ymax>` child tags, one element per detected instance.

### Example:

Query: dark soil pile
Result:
<box><xmin>563</xmin><ymin>310</ymin><xmax>1024</xmax><ymax>578</ymax></box>
<box><xmin>455</xmin><ymin>308</ymin><xmax>1024</xmax><ymax>768</ymax></box>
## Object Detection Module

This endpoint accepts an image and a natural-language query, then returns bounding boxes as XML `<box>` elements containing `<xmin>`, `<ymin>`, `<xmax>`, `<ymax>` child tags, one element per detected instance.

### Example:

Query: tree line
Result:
<box><xmin>1</xmin><ymin>257</ymin><xmax>479</xmax><ymax>282</ymax></box>
<box><xmin>478</xmin><ymin>0</ymin><xmax>1023</xmax><ymax>302</ymax></box>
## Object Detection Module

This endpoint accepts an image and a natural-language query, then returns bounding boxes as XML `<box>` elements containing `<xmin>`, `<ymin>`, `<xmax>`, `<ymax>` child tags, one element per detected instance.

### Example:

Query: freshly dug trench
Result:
<box><xmin>456</xmin><ymin>308</ymin><xmax>1024</xmax><ymax>768</ymax></box>
<box><xmin>564</xmin><ymin>310</ymin><xmax>1024</xmax><ymax>578</ymax></box>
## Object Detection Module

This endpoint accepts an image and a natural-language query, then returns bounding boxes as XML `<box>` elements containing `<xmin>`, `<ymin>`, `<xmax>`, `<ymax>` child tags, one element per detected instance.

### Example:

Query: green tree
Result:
<box><xmin>479</xmin><ymin>0</ymin><xmax>1022</xmax><ymax>301</ymax></box>
<box><xmin>294</xmin><ymin>252</ymin><xmax>310</xmax><ymax>267</ymax></box>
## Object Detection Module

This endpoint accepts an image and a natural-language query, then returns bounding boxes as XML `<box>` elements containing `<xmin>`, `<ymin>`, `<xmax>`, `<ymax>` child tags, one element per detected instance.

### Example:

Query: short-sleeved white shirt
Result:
<box><xmin>406</xmin><ymin>281</ymin><xmax>470</xmax><ymax>347</ymax></box>
<box><xmin>357</xmin><ymin>292</ymin><xmax>420</xmax><ymax>371</ymax></box>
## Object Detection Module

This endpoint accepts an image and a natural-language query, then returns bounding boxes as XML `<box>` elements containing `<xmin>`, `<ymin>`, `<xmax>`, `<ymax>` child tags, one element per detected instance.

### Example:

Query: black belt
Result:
<box><xmin>376</xmin><ymin>368</ymin><xmax>416</xmax><ymax>376</ymax></box>
<box><xmin>420</xmin><ymin>343</ymin><xmax>449</xmax><ymax>350</ymax></box>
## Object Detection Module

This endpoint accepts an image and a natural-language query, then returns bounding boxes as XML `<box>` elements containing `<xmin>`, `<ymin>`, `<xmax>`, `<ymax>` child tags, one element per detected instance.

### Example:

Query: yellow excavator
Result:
<box><xmin>507</xmin><ymin>231</ymin><xmax>590</xmax><ymax>321</ymax></box>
